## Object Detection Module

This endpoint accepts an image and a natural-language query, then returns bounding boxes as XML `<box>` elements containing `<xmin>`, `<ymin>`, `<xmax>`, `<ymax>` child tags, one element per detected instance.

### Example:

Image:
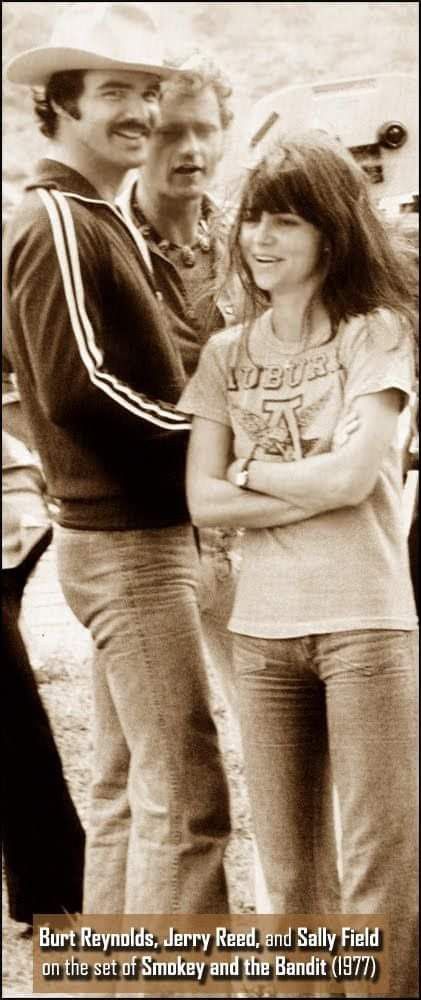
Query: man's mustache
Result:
<box><xmin>111</xmin><ymin>119</ymin><xmax>153</xmax><ymax>137</ymax></box>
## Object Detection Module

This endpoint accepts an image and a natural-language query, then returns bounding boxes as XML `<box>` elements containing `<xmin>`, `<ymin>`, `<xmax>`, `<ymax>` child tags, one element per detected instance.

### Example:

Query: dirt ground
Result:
<box><xmin>2</xmin><ymin>543</ymin><xmax>259</xmax><ymax>998</ymax></box>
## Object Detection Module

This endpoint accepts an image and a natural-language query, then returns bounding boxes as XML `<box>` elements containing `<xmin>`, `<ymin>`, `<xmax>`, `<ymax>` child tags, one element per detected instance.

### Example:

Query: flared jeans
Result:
<box><xmin>233</xmin><ymin>628</ymin><xmax>418</xmax><ymax>997</ymax></box>
<box><xmin>56</xmin><ymin>522</ymin><xmax>231</xmax><ymax>914</ymax></box>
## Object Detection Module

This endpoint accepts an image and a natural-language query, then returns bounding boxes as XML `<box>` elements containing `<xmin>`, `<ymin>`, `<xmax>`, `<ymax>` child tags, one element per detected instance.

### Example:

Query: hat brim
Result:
<box><xmin>6</xmin><ymin>46</ymin><xmax>182</xmax><ymax>86</ymax></box>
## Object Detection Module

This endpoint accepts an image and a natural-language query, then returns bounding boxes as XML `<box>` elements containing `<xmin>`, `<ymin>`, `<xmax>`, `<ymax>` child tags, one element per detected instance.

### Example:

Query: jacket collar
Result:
<box><xmin>25</xmin><ymin>159</ymin><xmax>154</xmax><ymax>274</ymax></box>
<box><xmin>26</xmin><ymin>159</ymin><xmax>104</xmax><ymax>201</ymax></box>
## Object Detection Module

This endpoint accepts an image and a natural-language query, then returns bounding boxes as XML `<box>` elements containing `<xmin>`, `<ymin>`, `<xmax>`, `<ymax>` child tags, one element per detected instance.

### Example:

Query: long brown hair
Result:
<box><xmin>229</xmin><ymin>132</ymin><xmax>417</xmax><ymax>332</ymax></box>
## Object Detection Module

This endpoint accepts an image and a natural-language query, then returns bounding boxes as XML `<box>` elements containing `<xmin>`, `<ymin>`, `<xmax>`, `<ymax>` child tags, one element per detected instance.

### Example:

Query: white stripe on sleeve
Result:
<box><xmin>37</xmin><ymin>188</ymin><xmax>191</xmax><ymax>431</ymax></box>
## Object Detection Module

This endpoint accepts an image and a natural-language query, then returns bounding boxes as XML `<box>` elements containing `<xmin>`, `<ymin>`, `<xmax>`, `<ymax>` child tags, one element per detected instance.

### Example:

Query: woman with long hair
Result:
<box><xmin>179</xmin><ymin>132</ymin><xmax>418</xmax><ymax>997</ymax></box>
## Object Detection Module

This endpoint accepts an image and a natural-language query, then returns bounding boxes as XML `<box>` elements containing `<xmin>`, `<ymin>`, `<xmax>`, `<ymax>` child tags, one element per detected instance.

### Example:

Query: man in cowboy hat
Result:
<box><xmin>4</xmin><ymin>3</ymin><xmax>230</xmax><ymax>916</ymax></box>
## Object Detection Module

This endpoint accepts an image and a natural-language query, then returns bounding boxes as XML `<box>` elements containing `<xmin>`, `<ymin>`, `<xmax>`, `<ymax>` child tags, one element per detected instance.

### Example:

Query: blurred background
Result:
<box><xmin>3</xmin><ymin>1</ymin><xmax>418</xmax><ymax>206</ymax></box>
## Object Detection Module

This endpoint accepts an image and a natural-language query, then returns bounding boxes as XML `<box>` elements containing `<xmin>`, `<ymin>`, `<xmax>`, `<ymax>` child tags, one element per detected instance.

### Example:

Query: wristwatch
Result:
<box><xmin>234</xmin><ymin>464</ymin><xmax>250</xmax><ymax>489</ymax></box>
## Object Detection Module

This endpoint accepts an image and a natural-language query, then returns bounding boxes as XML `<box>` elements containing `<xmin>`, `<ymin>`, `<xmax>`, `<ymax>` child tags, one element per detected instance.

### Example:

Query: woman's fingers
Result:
<box><xmin>333</xmin><ymin>413</ymin><xmax>360</xmax><ymax>449</ymax></box>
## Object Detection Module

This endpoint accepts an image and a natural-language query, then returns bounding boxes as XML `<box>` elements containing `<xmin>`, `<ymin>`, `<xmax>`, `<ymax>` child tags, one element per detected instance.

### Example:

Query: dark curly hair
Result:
<box><xmin>32</xmin><ymin>70</ymin><xmax>85</xmax><ymax>138</ymax></box>
<box><xmin>229</xmin><ymin>131</ymin><xmax>417</xmax><ymax>332</ymax></box>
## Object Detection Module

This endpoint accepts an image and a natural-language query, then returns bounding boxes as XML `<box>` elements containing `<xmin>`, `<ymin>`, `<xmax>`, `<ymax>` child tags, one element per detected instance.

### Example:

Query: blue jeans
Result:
<box><xmin>198</xmin><ymin>528</ymin><xmax>341</xmax><ymax>915</ymax></box>
<box><xmin>233</xmin><ymin>629</ymin><xmax>418</xmax><ymax>997</ymax></box>
<box><xmin>198</xmin><ymin>528</ymin><xmax>241</xmax><ymax>711</ymax></box>
<box><xmin>56</xmin><ymin>523</ymin><xmax>230</xmax><ymax>914</ymax></box>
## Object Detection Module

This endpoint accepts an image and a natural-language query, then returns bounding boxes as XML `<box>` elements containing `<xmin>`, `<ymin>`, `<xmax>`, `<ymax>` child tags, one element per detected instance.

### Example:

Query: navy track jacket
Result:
<box><xmin>3</xmin><ymin>161</ymin><xmax>192</xmax><ymax>530</ymax></box>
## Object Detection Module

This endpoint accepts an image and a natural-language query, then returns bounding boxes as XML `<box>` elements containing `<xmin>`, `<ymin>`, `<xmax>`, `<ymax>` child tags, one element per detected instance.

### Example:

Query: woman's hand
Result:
<box><xmin>226</xmin><ymin>457</ymin><xmax>249</xmax><ymax>486</ymax></box>
<box><xmin>186</xmin><ymin>417</ymin><xmax>310</xmax><ymax>528</ymax></box>
<box><xmin>227</xmin><ymin>412</ymin><xmax>360</xmax><ymax>483</ymax></box>
<box><xmin>332</xmin><ymin>410</ymin><xmax>360</xmax><ymax>449</ymax></box>
<box><xmin>236</xmin><ymin>389</ymin><xmax>402</xmax><ymax>511</ymax></box>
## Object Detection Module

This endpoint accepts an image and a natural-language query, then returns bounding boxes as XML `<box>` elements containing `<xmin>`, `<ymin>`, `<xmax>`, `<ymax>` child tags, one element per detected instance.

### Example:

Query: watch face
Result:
<box><xmin>235</xmin><ymin>469</ymin><xmax>249</xmax><ymax>488</ymax></box>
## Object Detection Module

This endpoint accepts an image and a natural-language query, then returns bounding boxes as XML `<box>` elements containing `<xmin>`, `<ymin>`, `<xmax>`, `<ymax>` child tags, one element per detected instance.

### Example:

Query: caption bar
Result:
<box><xmin>33</xmin><ymin>913</ymin><xmax>389</xmax><ymax>993</ymax></box>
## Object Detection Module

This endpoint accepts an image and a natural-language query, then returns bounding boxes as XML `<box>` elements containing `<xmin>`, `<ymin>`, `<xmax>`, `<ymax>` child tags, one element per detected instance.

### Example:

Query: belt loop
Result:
<box><xmin>192</xmin><ymin>525</ymin><xmax>201</xmax><ymax>555</ymax></box>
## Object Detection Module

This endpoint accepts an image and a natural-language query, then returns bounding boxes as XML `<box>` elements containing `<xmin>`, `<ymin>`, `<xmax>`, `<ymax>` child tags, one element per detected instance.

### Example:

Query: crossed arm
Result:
<box><xmin>186</xmin><ymin>388</ymin><xmax>402</xmax><ymax>529</ymax></box>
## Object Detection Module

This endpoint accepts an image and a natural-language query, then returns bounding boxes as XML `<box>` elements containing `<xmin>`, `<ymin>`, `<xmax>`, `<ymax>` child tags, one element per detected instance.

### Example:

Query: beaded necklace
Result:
<box><xmin>130</xmin><ymin>190</ymin><xmax>218</xmax><ymax>334</ymax></box>
<box><xmin>130</xmin><ymin>189</ymin><xmax>211</xmax><ymax>267</ymax></box>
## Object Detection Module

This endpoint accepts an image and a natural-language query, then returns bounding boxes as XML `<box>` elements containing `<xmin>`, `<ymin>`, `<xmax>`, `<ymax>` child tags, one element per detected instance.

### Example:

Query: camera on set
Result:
<box><xmin>378</xmin><ymin>121</ymin><xmax>408</xmax><ymax>150</ymax></box>
<box><xmin>246</xmin><ymin>74</ymin><xmax>417</xmax><ymax>208</ymax></box>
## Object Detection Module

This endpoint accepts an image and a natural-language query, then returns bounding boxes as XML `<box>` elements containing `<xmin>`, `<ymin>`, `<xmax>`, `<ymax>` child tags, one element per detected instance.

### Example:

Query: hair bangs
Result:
<box><xmin>243</xmin><ymin>156</ymin><xmax>322</xmax><ymax>228</ymax></box>
<box><xmin>227</xmin><ymin>132</ymin><xmax>417</xmax><ymax>333</ymax></box>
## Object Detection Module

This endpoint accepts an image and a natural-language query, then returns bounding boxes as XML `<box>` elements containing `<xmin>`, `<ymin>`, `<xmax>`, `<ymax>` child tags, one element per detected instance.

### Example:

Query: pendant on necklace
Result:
<box><xmin>180</xmin><ymin>246</ymin><xmax>196</xmax><ymax>267</ymax></box>
<box><xmin>198</xmin><ymin>234</ymin><xmax>211</xmax><ymax>253</ymax></box>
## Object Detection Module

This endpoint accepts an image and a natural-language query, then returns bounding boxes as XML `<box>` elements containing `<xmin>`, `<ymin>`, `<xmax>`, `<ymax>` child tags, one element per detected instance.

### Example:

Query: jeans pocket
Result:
<box><xmin>327</xmin><ymin>629</ymin><xmax>410</xmax><ymax>676</ymax></box>
<box><xmin>233</xmin><ymin>634</ymin><xmax>271</xmax><ymax>675</ymax></box>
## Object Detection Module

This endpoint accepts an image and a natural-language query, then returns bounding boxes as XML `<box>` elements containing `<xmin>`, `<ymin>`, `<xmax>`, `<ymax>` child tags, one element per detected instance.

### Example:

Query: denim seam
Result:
<box><xmin>123</xmin><ymin>567</ymin><xmax>182</xmax><ymax>912</ymax></box>
<box><xmin>321</xmin><ymin>638</ymin><xmax>406</xmax><ymax>674</ymax></box>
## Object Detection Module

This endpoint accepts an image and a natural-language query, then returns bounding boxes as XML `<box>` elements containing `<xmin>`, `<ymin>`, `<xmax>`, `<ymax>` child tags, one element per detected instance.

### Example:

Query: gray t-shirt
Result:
<box><xmin>180</xmin><ymin>308</ymin><xmax>418</xmax><ymax>638</ymax></box>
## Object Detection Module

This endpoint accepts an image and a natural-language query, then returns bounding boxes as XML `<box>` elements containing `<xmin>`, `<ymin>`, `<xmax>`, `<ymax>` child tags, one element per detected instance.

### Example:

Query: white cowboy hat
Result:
<box><xmin>6</xmin><ymin>2</ymin><xmax>180</xmax><ymax>86</ymax></box>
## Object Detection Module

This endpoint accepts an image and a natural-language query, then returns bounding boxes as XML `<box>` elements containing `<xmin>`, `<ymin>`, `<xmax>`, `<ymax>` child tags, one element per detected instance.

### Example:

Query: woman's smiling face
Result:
<box><xmin>240</xmin><ymin>209</ymin><xmax>324</xmax><ymax>296</ymax></box>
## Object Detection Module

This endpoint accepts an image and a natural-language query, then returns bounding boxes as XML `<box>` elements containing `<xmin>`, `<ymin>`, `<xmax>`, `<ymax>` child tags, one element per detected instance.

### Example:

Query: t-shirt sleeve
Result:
<box><xmin>340</xmin><ymin>310</ymin><xmax>415</xmax><ymax>408</ymax></box>
<box><xmin>178</xmin><ymin>334</ymin><xmax>232</xmax><ymax>426</ymax></box>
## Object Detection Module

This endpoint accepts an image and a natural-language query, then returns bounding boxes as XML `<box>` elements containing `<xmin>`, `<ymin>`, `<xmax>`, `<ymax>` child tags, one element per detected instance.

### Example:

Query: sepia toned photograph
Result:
<box><xmin>2</xmin><ymin>3</ymin><xmax>418</xmax><ymax>997</ymax></box>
